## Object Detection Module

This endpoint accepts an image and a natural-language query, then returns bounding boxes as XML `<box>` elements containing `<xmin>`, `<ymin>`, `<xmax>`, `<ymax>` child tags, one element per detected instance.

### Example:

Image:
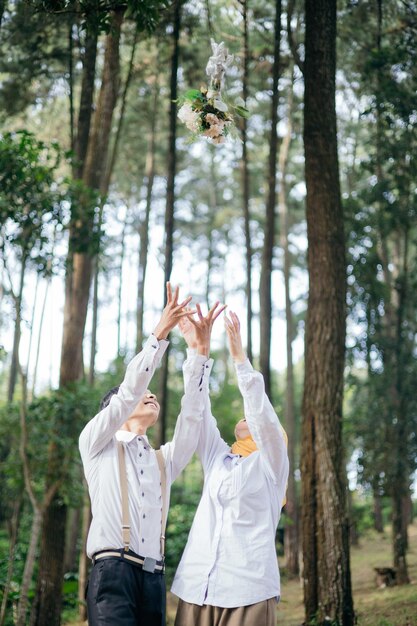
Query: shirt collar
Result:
<box><xmin>115</xmin><ymin>431</ymin><xmax>151</xmax><ymax>446</ymax></box>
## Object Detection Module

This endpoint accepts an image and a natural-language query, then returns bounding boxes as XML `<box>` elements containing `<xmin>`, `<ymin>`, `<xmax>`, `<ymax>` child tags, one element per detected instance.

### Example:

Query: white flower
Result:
<box><xmin>214</xmin><ymin>98</ymin><xmax>228</xmax><ymax>112</ymax></box>
<box><xmin>177</xmin><ymin>103</ymin><xmax>200</xmax><ymax>133</ymax></box>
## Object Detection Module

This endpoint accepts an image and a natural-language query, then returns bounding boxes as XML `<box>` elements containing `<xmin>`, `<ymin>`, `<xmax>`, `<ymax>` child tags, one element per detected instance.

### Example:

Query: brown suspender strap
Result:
<box><xmin>117</xmin><ymin>441</ymin><xmax>167</xmax><ymax>559</ymax></box>
<box><xmin>155</xmin><ymin>449</ymin><xmax>167</xmax><ymax>558</ymax></box>
<box><xmin>117</xmin><ymin>441</ymin><xmax>131</xmax><ymax>551</ymax></box>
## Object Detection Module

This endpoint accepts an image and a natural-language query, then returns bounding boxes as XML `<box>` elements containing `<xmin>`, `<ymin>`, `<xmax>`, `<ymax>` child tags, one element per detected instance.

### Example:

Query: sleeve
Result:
<box><xmin>236</xmin><ymin>359</ymin><xmax>289</xmax><ymax>493</ymax></box>
<box><xmin>79</xmin><ymin>335</ymin><xmax>169</xmax><ymax>460</ymax></box>
<box><xmin>160</xmin><ymin>353</ymin><xmax>213</xmax><ymax>483</ymax></box>
<box><xmin>183</xmin><ymin>349</ymin><xmax>229</xmax><ymax>472</ymax></box>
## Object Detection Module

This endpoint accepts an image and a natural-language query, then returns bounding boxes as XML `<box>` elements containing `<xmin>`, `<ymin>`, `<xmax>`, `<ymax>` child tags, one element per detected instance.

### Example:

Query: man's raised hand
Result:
<box><xmin>153</xmin><ymin>283</ymin><xmax>196</xmax><ymax>340</ymax></box>
<box><xmin>178</xmin><ymin>308</ymin><xmax>198</xmax><ymax>350</ymax></box>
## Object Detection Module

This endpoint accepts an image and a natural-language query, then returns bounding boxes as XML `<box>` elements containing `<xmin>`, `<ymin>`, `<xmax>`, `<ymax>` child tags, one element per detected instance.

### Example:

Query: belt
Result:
<box><xmin>92</xmin><ymin>549</ymin><xmax>164</xmax><ymax>573</ymax></box>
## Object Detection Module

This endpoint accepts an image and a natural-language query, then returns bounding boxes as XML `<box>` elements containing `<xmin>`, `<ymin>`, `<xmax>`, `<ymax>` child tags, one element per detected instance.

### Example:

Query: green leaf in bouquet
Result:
<box><xmin>184</xmin><ymin>89</ymin><xmax>204</xmax><ymax>101</ymax></box>
<box><xmin>234</xmin><ymin>105</ymin><xmax>250</xmax><ymax>119</ymax></box>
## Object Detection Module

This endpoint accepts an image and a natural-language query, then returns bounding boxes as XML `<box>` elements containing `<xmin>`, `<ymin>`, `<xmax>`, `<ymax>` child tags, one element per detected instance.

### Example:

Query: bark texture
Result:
<box><xmin>301</xmin><ymin>0</ymin><xmax>354</xmax><ymax>623</ymax></box>
<box><xmin>32</xmin><ymin>12</ymin><xmax>125</xmax><ymax>625</ymax></box>
<box><xmin>240</xmin><ymin>0</ymin><xmax>253</xmax><ymax>362</ymax></box>
<box><xmin>279</xmin><ymin>67</ymin><xmax>299</xmax><ymax>576</ymax></box>
<box><xmin>157</xmin><ymin>0</ymin><xmax>181</xmax><ymax>447</ymax></box>
<box><xmin>259</xmin><ymin>0</ymin><xmax>281</xmax><ymax>399</ymax></box>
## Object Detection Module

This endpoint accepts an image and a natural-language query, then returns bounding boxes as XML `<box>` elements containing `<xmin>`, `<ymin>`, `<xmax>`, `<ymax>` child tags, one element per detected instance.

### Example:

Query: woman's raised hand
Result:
<box><xmin>224</xmin><ymin>312</ymin><xmax>246</xmax><ymax>364</ymax></box>
<box><xmin>153</xmin><ymin>283</ymin><xmax>196</xmax><ymax>340</ymax></box>
<box><xmin>188</xmin><ymin>301</ymin><xmax>227</xmax><ymax>357</ymax></box>
<box><xmin>178</xmin><ymin>308</ymin><xmax>198</xmax><ymax>350</ymax></box>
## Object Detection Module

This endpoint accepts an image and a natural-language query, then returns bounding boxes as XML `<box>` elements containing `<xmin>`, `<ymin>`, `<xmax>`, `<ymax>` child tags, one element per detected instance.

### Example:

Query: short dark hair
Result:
<box><xmin>100</xmin><ymin>386</ymin><xmax>120</xmax><ymax>411</ymax></box>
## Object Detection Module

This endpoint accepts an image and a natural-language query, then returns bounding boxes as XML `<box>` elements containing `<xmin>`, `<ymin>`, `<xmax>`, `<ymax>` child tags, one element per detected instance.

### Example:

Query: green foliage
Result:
<box><xmin>0</xmin><ymin>130</ymin><xmax>67</xmax><ymax>273</ymax></box>
<box><xmin>27</xmin><ymin>0</ymin><xmax>170</xmax><ymax>34</ymax></box>
<box><xmin>0</xmin><ymin>1</ymin><xmax>69</xmax><ymax>117</ymax></box>
<box><xmin>165</xmin><ymin>481</ymin><xmax>201</xmax><ymax>582</ymax></box>
<box><xmin>340</xmin><ymin>0</ymin><xmax>417</xmax><ymax>498</ymax></box>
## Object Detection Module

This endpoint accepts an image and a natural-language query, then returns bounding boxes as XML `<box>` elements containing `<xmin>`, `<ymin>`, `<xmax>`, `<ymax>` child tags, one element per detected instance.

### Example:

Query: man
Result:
<box><xmin>79</xmin><ymin>283</ymin><xmax>225</xmax><ymax>625</ymax></box>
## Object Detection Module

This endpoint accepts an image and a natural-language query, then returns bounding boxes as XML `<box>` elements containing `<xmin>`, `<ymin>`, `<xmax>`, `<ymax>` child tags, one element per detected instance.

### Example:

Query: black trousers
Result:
<box><xmin>86</xmin><ymin>557</ymin><xmax>166</xmax><ymax>626</ymax></box>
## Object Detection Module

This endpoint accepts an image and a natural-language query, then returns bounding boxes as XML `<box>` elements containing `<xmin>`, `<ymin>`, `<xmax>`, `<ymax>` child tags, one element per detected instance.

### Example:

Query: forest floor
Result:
<box><xmin>65</xmin><ymin>522</ymin><xmax>417</xmax><ymax>626</ymax></box>
<box><xmin>275</xmin><ymin>521</ymin><xmax>417</xmax><ymax>626</ymax></box>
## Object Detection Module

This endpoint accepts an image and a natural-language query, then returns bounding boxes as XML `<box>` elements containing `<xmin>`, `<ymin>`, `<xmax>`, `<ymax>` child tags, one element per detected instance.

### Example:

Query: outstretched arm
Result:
<box><xmin>162</xmin><ymin>301</ymin><xmax>227</xmax><ymax>480</ymax></box>
<box><xmin>79</xmin><ymin>283</ymin><xmax>195</xmax><ymax>461</ymax></box>
<box><xmin>179</xmin><ymin>304</ymin><xmax>230</xmax><ymax>471</ymax></box>
<box><xmin>225</xmin><ymin>312</ymin><xmax>289</xmax><ymax>492</ymax></box>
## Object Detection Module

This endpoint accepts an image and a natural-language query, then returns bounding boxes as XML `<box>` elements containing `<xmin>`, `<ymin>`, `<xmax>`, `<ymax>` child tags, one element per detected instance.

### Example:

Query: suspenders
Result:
<box><xmin>116</xmin><ymin>441</ymin><xmax>168</xmax><ymax>561</ymax></box>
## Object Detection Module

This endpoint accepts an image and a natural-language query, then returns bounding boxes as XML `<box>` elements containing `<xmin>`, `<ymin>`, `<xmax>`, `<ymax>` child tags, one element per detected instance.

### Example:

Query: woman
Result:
<box><xmin>172</xmin><ymin>309</ymin><xmax>289</xmax><ymax>626</ymax></box>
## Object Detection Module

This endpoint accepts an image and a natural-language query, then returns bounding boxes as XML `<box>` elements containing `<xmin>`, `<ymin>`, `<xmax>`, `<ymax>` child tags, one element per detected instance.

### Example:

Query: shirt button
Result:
<box><xmin>142</xmin><ymin>492</ymin><xmax>145</xmax><ymax>497</ymax></box>
<box><xmin>139</xmin><ymin>453</ymin><xmax>142</xmax><ymax>457</ymax></box>
<box><xmin>142</xmin><ymin>538</ymin><xmax>145</xmax><ymax>543</ymax></box>
<box><xmin>141</xmin><ymin>470</ymin><xmax>144</xmax><ymax>475</ymax></box>
<box><xmin>146</xmin><ymin>367</ymin><xmax>149</xmax><ymax>371</ymax></box>
<box><xmin>143</xmin><ymin>514</ymin><xmax>146</xmax><ymax>519</ymax></box>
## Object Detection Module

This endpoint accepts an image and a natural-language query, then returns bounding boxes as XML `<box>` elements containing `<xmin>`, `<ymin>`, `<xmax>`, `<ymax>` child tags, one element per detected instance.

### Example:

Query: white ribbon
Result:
<box><xmin>205</xmin><ymin>39</ymin><xmax>234</xmax><ymax>90</ymax></box>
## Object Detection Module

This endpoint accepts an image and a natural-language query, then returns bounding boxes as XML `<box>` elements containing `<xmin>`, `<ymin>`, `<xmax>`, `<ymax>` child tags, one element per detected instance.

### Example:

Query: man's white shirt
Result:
<box><xmin>171</xmin><ymin>352</ymin><xmax>289</xmax><ymax>608</ymax></box>
<box><xmin>79</xmin><ymin>335</ymin><xmax>213</xmax><ymax>560</ymax></box>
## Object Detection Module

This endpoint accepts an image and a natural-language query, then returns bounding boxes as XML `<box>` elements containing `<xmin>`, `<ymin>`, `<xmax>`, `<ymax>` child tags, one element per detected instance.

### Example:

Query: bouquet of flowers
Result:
<box><xmin>177</xmin><ymin>40</ymin><xmax>249</xmax><ymax>145</ymax></box>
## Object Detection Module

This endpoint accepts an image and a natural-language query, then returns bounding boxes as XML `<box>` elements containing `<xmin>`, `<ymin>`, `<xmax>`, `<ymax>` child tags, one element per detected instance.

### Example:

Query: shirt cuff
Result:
<box><xmin>187</xmin><ymin>354</ymin><xmax>213</xmax><ymax>376</ymax></box>
<box><xmin>235</xmin><ymin>358</ymin><xmax>253</xmax><ymax>375</ymax></box>
<box><xmin>145</xmin><ymin>334</ymin><xmax>169</xmax><ymax>358</ymax></box>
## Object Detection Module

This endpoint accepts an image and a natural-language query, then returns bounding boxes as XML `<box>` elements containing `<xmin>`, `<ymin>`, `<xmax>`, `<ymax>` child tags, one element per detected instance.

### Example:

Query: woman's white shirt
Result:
<box><xmin>171</xmin><ymin>354</ymin><xmax>289</xmax><ymax>608</ymax></box>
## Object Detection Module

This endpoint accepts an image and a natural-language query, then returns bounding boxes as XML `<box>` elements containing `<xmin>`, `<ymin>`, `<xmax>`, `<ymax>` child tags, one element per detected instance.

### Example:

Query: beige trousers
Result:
<box><xmin>174</xmin><ymin>597</ymin><xmax>277</xmax><ymax>626</ymax></box>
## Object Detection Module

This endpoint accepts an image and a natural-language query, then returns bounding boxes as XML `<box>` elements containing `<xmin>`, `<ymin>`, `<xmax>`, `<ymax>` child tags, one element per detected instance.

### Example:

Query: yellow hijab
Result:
<box><xmin>230</xmin><ymin>428</ymin><xmax>289</xmax><ymax>506</ymax></box>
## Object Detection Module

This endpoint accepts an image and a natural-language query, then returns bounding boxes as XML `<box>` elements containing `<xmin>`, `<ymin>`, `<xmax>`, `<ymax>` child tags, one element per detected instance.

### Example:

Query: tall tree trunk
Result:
<box><xmin>32</xmin><ymin>251</ymin><xmax>54</xmax><ymax>396</ymax></box>
<box><xmin>279</xmin><ymin>66</ymin><xmax>299</xmax><ymax>577</ymax></box>
<box><xmin>391</xmin><ymin>227</ymin><xmax>410</xmax><ymax>584</ymax></box>
<box><xmin>117</xmin><ymin>212</ymin><xmax>128</xmax><ymax>357</ymax></box>
<box><xmin>90</xmin><ymin>30</ymin><xmax>138</xmax><ymax>371</ymax></box>
<box><xmin>157</xmin><ymin>0</ymin><xmax>181</xmax><ymax>447</ymax></box>
<box><xmin>26</xmin><ymin>273</ymin><xmax>40</xmax><ymax>385</ymax></box>
<box><xmin>240</xmin><ymin>0</ymin><xmax>253</xmax><ymax>362</ymax></box>
<box><xmin>32</xmin><ymin>12</ymin><xmax>125</xmax><ymax>625</ymax></box>
<box><xmin>136</xmin><ymin>71</ymin><xmax>159</xmax><ymax>352</ymax></box>
<box><xmin>17</xmin><ymin>370</ymin><xmax>62</xmax><ymax>626</ymax></box>
<box><xmin>16</xmin><ymin>508</ymin><xmax>43</xmax><ymax>626</ymax></box>
<box><xmin>103</xmin><ymin>27</ymin><xmax>139</xmax><ymax>194</ymax></box>
<box><xmin>259</xmin><ymin>0</ymin><xmax>281</xmax><ymax>400</ymax></box>
<box><xmin>74</xmin><ymin>26</ymin><xmax>98</xmax><ymax>179</ymax></box>
<box><xmin>373</xmin><ymin>491</ymin><xmax>384</xmax><ymax>533</ymax></box>
<box><xmin>205</xmin><ymin>148</ymin><xmax>220</xmax><ymax>308</ymax></box>
<box><xmin>301</xmin><ymin>1</ymin><xmax>354</xmax><ymax>624</ymax></box>
<box><xmin>64</xmin><ymin>507</ymin><xmax>81</xmax><ymax>572</ymax></box>
<box><xmin>0</xmin><ymin>0</ymin><xmax>6</xmax><ymax>29</ymax></box>
<box><xmin>69</xmin><ymin>21</ymin><xmax>75</xmax><ymax>154</ymax></box>
<box><xmin>372</xmin><ymin>0</ymin><xmax>410</xmax><ymax>584</ymax></box>
<box><xmin>8</xmin><ymin>251</ymin><xmax>27</xmax><ymax>402</ymax></box>
<box><xmin>77</xmin><ymin>485</ymin><xmax>92</xmax><ymax>621</ymax></box>
<box><xmin>89</xmin><ymin>253</ymin><xmax>100</xmax><ymax>386</ymax></box>
<box><xmin>0</xmin><ymin>497</ymin><xmax>22</xmax><ymax>626</ymax></box>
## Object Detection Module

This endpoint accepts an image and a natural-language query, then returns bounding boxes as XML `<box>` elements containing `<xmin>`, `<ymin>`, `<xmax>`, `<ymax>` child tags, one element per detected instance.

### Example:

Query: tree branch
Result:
<box><xmin>287</xmin><ymin>0</ymin><xmax>304</xmax><ymax>75</ymax></box>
